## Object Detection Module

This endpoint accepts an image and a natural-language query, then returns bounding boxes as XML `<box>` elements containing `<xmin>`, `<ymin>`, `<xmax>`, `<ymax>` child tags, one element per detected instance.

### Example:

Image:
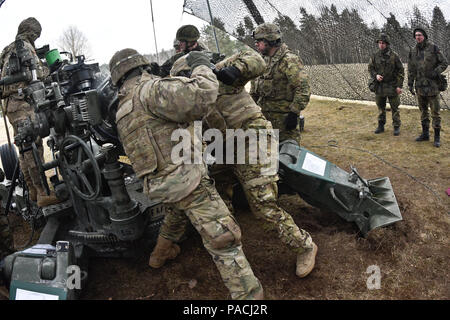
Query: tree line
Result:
<box><xmin>232</xmin><ymin>4</ymin><xmax>450</xmax><ymax>66</ymax></box>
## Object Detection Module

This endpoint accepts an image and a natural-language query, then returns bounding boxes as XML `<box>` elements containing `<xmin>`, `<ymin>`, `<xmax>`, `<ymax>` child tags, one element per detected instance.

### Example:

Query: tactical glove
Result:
<box><xmin>409</xmin><ymin>85</ymin><xmax>415</xmax><ymax>96</ymax></box>
<box><xmin>149</xmin><ymin>62</ymin><xmax>161</xmax><ymax>76</ymax></box>
<box><xmin>186</xmin><ymin>52</ymin><xmax>211</xmax><ymax>71</ymax></box>
<box><xmin>284</xmin><ymin>112</ymin><xmax>298</xmax><ymax>131</ymax></box>
<box><xmin>214</xmin><ymin>66</ymin><xmax>242</xmax><ymax>86</ymax></box>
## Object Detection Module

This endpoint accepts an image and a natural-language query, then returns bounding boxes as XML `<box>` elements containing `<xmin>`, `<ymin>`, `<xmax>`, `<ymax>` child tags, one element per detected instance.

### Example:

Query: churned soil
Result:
<box><xmin>6</xmin><ymin>97</ymin><xmax>450</xmax><ymax>300</ymax></box>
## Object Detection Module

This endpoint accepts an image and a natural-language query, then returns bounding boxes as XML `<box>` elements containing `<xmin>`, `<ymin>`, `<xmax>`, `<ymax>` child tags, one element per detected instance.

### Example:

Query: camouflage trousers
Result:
<box><xmin>417</xmin><ymin>95</ymin><xmax>441</xmax><ymax>129</ymax></box>
<box><xmin>0</xmin><ymin>214</ymin><xmax>14</xmax><ymax>261</ymax></box>
<box><xmin>6</xmin><ymin>98</ymin><xmax>45</xmax><ymax>193</ymax></box>
<box><xmin>212</xmin><ymin>116</ymin><xmax>313</xmax><ymax>254</ymax></box>
<box><xmin>158</xmin><ymin>174</ymin><xmax>262</xmax><ymax>300</ymax></box>
<box><xmin>263</xmin><ymin>111</ymin><xmax>302</xmax><ymax>145</ymax></box>
<box><xmin>375</xmin><ymin>95</ymin><xmax>401</xmax><ymax>127</ymax></box>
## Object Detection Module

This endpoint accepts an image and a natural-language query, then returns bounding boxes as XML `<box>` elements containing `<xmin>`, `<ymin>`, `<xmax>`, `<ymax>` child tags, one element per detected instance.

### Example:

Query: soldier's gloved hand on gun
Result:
<box><xmin>213</xmin><ymin>66</ymin><xmax>241</xmax><ymax>86</ymax></box>
<box><xmin>284</xmin><ymin>112</ymin><xmax>298</xmax><ymax>131</ymax></box>
<box><xmin>149</xmin><ymin>62</ymin><xmax>160</xmax><ymax>76</ymax></box>
<box><xmin>186</xmin><ymin>52</ymin><xmax>211</xmax><ymax>71</ymax></box>
<box><xmin>408</xmin><ymin>84</ymin><xmax>415</xmax><ymax>96</ymax></box>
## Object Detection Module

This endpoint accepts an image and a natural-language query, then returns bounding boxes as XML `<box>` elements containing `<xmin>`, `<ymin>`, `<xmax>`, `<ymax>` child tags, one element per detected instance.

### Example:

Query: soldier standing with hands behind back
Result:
<box><xmin>408</xmin><ymin>27</ymin><xmax>448</xmax><ymax>148</ymax></box>
<box><xmin>368</xmin><ymin>33</ymin><xmax>404</xmax><ymax>136</ymax></box>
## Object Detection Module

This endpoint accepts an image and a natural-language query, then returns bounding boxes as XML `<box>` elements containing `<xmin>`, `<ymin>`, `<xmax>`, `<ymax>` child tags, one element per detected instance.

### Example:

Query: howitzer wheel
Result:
<box><xmin>32</xmin><ymin>142</ymin><xmax>50</xmax><ymax>196</ymax></box>
<box><xmin>0</xmin><ymin>143</ymin><xmax>19</xmax><ymax>180</ymax></box>
<box><xmin>60</xmin><ymin>135</ymin><xmax>101</xmax><ymax>201</ymax></box>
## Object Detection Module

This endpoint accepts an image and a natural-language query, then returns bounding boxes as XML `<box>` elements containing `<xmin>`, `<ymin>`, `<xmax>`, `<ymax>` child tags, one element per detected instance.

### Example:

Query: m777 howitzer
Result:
<box><xmin>0</xmin><ymin>48</ymin><xmax>165</xmax><ymax>300</ymax></box>
<box><xmin>277</xmin><ymin>141</ymin><xmax>403</xmax><ymax>236</ymax></box>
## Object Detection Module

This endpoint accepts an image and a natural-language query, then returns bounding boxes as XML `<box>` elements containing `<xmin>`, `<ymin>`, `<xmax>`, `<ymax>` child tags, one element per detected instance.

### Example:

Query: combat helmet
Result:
<box><xmin>109</xmin><ymin>48</ymin><xmax>150</xmax><ymax>86</ymax></box>
<box><xmin>252</xmin><ymin>23</ymin><xmax>282</xmax><ymax>42</ymax></box>
<box><xmin>176</xmin><ymin>25</ymin><xmax>200</xmax><ymax>42</ymax></box>
<box><xmin>413</xmin><ymin>27</ymin><xmax>428</xmax><ymax>40</ymax></box>
<box><xmin>170</xmin><ymin>54</ymin><xmax>191</xmax><ymax>77</ymax></box>
<box><xmin>376</xmin><ymin>33</ymin><xmax>390</xmax><ymax>45</ymax></box>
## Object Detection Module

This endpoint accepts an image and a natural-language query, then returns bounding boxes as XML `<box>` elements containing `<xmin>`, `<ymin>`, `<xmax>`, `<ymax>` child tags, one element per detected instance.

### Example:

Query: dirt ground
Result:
<box><xmin>3</xmin><ymin>97</ymin><xmax>450</xmax><ymax>300</ymax></box>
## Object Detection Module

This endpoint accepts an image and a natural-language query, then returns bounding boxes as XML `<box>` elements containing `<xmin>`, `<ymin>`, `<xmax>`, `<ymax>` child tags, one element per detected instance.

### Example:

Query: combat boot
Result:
<box><xmin>393</xmin><ymin>126</ymin><xmax>400</xmax><ymax>136</ymax></box>
<box><xmin>36</xmin><ymin>188</ymin><xmax>61</xmax><ymax>207</ymax></box>
<box><xmin>434</xmin><ymin>128</ymin><xmax>441</xmax><ymax>148</ymax></box>
<box><xmin>296</xmin><ymin>242</ymin><xmax>318</xmax><ymax>278</ymax></box>
<box><xmin>149</xmin><ymin>236</ymin><xmax>181</xmax><ymax>268</ymax></box>
<box><xmin>415</xmin><ymin>124</ymin><xmax>430</xmax><ymax>141</ymax></box>
<box><xmin>374</xmin><ymin>122</ymin><xmax>384</xmax><ymax>134</ymax></box>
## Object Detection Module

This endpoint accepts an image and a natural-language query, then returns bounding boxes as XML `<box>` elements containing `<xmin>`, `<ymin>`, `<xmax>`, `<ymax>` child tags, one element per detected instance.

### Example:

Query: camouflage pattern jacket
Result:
<box><xmin>368</xmin><ymin>47</ymin><xmax>404</xmax><ymax>97</ymax></box>
<box><xmin>0</xmin><ymin>25</ymin><xmax>47</xmax><ymax>101</ymax></box>
<box><xmin>408</xmin><ymin>40</ymin><xmax>448</xmax><ymax>96</ymax></box>
<box><xmin>250</xmin><ymin>43</ymin><xmax>310</xmax><ymax>115</ymax></box>
<box><xmin>205</xmin><ymin>50</ymin><xmax>266</xmax><ymax>130</ymax></box>
<box><xmin>115</xmin><ymin>66</ymin><xmax>219</xmax><ymax>203</ymax></box>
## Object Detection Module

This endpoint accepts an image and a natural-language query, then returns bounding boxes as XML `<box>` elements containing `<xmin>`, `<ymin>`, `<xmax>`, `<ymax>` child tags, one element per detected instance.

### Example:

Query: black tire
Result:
<box><xmin>0</xmin><ymin>144</ymin><xmax>18</xmax><ymax>181</ymax></box>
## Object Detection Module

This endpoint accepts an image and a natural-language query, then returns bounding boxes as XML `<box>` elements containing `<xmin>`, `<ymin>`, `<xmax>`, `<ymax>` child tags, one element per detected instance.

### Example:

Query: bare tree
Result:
<box><xmin>58</xmin><ymin>25</ymin><xmax>92</xmax><ymax>60</ymax></box>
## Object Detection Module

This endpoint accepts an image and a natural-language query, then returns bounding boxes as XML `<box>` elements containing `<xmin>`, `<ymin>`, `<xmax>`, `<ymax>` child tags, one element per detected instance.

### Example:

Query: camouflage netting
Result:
<box><xmin>183</xmin><ymin>0</ymin><xmax>450</xmax><ymax>108</ymax></box>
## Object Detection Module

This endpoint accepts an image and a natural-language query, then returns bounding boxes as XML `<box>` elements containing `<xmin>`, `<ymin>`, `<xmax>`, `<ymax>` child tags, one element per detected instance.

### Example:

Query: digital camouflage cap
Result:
<box><xmin>376</xmin><ymin>33</ymin><xmax>390</xmax><ymax>45</ymax></box>
<box><xmin>176</xmin><ymin>25</ymin><xmax>200</xmax><ymax>42</ymax></box>
<box><xmin>109</xmin><ymin>48</ymin><xmax>150</xmax><ymax>86</ymax></box>
<box><xmin>252</xmin><ymin>23</ymin><xmax>282</xmax><ymax>42</ymax></box>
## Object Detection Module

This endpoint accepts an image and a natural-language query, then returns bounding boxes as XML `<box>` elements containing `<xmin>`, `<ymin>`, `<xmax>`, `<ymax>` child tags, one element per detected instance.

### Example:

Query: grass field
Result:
<box><xmin>2</xmin><ymin>96</ymin><xmax>449</xmax><ymax>300</ymax></box>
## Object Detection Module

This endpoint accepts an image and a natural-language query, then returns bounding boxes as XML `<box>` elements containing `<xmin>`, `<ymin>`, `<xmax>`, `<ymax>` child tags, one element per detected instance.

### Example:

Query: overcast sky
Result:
<box><xmin>0</xmin><ymin>0</ymin><xmax>207</xmax><ymax>65</ymax></box>
<box><xmin>1</xmin><ymin>0</ymin><xmax>449</xmax><ymax>66</ymax></box>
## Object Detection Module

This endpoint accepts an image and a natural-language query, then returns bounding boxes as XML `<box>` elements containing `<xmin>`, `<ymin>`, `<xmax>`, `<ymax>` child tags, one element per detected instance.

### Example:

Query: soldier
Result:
<box><xmin>368</xmin><ymin>33</ymin><xmax>404</xmax><ymax>136</ymax></box>
<box><xmin>250</xmin><ymin>23</ymin><xmax>310</xmax><ymax>145</ymax></box>
<box><xmin>109</xmin><ymin>48</ymin><xmax>263</xmax><ymax>300</ymax></box>
<box><xmin>408</xmin><ymin>27</ymin><xmax>448</xmax><ymax>147</ymax></box>
<box><xmin>158</xmin><ymin>25</ymin><xmax>208</xmax><ymax>77</ymax></box>
<box><xmin>171</xmin><ymin>50</ymin><xmax>318</xmax><ymax>278</ymax></box>
<box><xmin>0</xmin><ymin>18</ymin><xmax>59</xmax><ymax>207</ymax></box>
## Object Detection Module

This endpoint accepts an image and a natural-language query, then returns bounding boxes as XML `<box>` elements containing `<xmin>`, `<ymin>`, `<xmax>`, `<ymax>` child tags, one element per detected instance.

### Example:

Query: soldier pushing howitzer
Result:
<box><xmin>109</xmin><ymin>48</ymin><xmax>263</xmax><ymax>300</ymax></box>
<box><xmin>171</xmin><ymin>49</ymin><xmax>318</xmax><ymax>279</ymax></box>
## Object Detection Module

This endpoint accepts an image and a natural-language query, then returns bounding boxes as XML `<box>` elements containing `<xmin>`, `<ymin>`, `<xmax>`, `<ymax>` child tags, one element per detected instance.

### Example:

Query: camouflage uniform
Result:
<box><xmin>0</xmin><ymin>18</ymin><xmax>53</xmax><ymax>205</ymax></box>
<box><xmin>205</xmin><ymin>50</ymin><xmax>313</xmax><ymax>255</ymax></box>
<box><xmin>408</xmin><ymin>33</ymin><xmax>448</xmax><ymax>131</ymax></box>
<box><xmin>111</xmin><ymin>49</ymin><xmax>262</xmax><ymax>300</ymax></box>
<box><xmin>250</xmin><ymin>43</ymin><xmax>311</xmax><ymax>145</ymax></box>
<box><xmin>368</xmin><ymin>36</ymin><xmax>404</xmax><ymax>131</ymax></box>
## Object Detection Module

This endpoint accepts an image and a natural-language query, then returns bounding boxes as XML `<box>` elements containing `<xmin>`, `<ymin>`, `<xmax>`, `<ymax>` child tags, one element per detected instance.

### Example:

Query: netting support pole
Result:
<box><xmin>150</xmin><ymin>0</ymin><xmax>160</xmax><ymax>64</ymax></box>
<box><xmin>242</xmin><ymin>0</ymin><xmax>265</xmax><ymax>24</ymax></box>
<box><xmin>206</xmin><ymin>0</ymin><xmax>221</xmax><ymax>54</ymax></box>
